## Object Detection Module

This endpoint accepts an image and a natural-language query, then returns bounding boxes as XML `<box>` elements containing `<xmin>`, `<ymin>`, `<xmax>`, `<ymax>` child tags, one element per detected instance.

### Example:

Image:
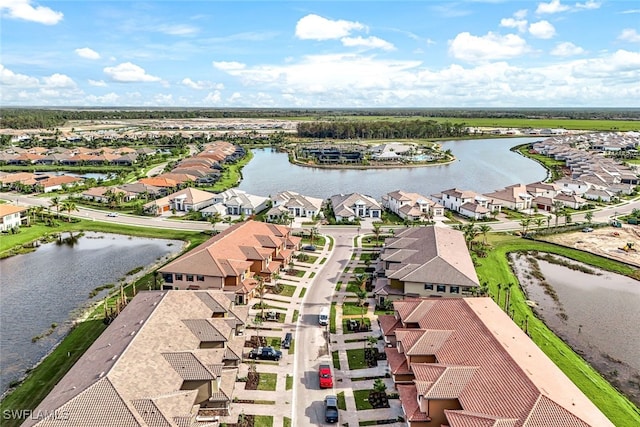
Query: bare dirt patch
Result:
<box><xmin>540</xmin><ymin>225</ymin><xmax>640</xmax><ymax>267</ymax></box>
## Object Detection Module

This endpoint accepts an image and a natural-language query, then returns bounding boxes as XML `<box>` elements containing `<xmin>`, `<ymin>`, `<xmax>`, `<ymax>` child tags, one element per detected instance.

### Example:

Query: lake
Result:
<box><xmin>238</xmin><ymin>137</ymin><xmax>547</xmax><ymax>199</ymax></box>
<box><xmin>0</xmin><ymin>232</ymin><xmax>183</xmax><ymax>394</ymax></box>
<box><xmin>511</xmin><ymin>253</ymin><xmax>640</xmax><ymax>405</ymax></box>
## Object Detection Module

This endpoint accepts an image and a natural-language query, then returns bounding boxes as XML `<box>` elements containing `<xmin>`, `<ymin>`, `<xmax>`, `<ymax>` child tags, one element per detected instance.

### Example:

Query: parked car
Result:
<box><xmin>324</xmin><ymin>395</ymin><xmax>339</xmax><ymax>423</ymax></box>
<box><xmin>347</xmin><ymin>319</ymin><xmax>359</xmax><ymax>331</ymax></box>
<box><xmin>248</xmin><ymin>346</ymin><xmax>282</xmax><ymax>361</ymax></box>
<box><xmin>107</xmin><ymin>212</ymin><xmax>119</xmax><ymax>217</ymax></box>
<box><xmin>282</xmin><ymin>332</ymin><xmax>292</xmax><ymax>349</ymax></box>
<box><xmin>318</xmin><ymin>364</ymin><xmax>333</xmax><ymax>388</ymax></box>
<box><xmin>302</xmin><ymin>244</ymin><xmax>317</xmax><ymax>252</ymax></box>
<box><xmin>582</xmin><ymin>227</ymin><xmax>594</xmax><ymax>232</ymax></box>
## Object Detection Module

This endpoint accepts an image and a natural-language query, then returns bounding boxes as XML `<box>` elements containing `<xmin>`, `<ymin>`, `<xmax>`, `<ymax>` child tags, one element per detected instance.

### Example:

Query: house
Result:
<box><xmin>526</xmin><ymin>181</ymin><xmax>561</xmax><ymax>198</ymax></box>
<box><xmin>158</xmin><ymin>221</ymin><xmax>301</xmax><ymax>304</ymax></box>
<box><xmin>0</xmin><ymin>205</ymin><xmax>29</xmax><ymax>231</ymax></box>
<box><xmin>36</xmin><ymin>175</ymin><xmax>83</xmax><ymax>193</ymax></box>
<box><xmin>23</xmin><ymin>290</ymin><xmax>248</xmax><ymax>427</ymax></box>
<box><xmin>431</xmin><ymin>188</ymin><xmax>495</xmax><ymax>219</ymax></box>
<box><xmin>201</xmin><ymin>189</ymin><xmax>269</xmax><ymax>218</ymax></box>
<box><xmin>555</xmin><ymin>178</ymin><xmax>591</xmax><ymax>195</ymax></box>
<box><xmin>144</xmin><ymin>187</ymin><xmax>215</xmax><ymax>215</ymax></box>
<box><xmin>329</xmin><ymin>193</ymin><xmax>382</xmax><ymax>221</ymax></box>
<box><xmin>484</xmin><ymin>183</ymin><xmax>533</xmax><ymax>211</ymax></box>
<box><xmin>118</xmin><ymin>182</ymin><xmax>164</xmax><ymax>199</ymax></box>
<box><xmin>382</xmin><ymin>190</ymin><xmax>444</xmax><ymax>221</ymax></box>
<box><xmin>458</xmin><ymin>201</ymin><xmax>490</xmax><ymax>220</ymax></box>
<box><xmin>555</xmin><ymin>192</ymin><xmax>588</xmax><ymax>209</ymax></box>
<box><xmin>379</xmin><ymin>298</ymin><xmax>614</xmax><ymax>427</ymax></box>
<box><xmin>138</xmin><ymin>177</ymin><xmax>179</xmax><ymax>189</ymax></box>
<box><xmin>266</xmin><ymin>191</ymin><xmax>324</xmax><ymax>222</ymax></box>
<box><xmin>583</xmin><ymin>188</ymin><xmax>616</xmax><ymax>203</ymax></box>
<box><xmin>81</xmin><ymin>186</ymin><xmax>135</xmax><ymax>203</ymax></box>
<box><xmin>373</xmin><ymin>227</ymin><xmax>479</xmax><ymax>305</ymax></box>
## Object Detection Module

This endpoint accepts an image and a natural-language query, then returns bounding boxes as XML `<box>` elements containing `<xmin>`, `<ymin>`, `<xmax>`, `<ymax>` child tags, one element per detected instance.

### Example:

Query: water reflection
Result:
<box><xmin>0</xmin><ymin>232</ymin><xmax>183</xmax><ymax>394</ymax></box>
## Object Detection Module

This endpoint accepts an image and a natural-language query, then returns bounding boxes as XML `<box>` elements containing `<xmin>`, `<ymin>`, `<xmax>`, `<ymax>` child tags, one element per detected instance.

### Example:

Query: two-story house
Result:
<box><xmin>382</xmin><ymin>190</ymin><xmax>444</xmax><ymax>221</ymax></box>
<box><xmin>329</xmin><ymin>193</ymin><xmax>382</xmax><ymax>221</ymax></box>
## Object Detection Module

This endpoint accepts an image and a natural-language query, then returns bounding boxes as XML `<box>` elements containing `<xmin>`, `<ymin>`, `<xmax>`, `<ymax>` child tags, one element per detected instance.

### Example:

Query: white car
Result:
<box><xmin>107</xmin><ymin>212</ymin><xmax>119</xmax><ymax>217</ymax></box>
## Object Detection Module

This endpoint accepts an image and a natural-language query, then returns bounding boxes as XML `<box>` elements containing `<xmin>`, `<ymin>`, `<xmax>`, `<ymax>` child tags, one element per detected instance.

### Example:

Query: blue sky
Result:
<box><xmin>1</xmin><ymin>0</ymin><xmax>639</xmax><ymax>108</ymax></box>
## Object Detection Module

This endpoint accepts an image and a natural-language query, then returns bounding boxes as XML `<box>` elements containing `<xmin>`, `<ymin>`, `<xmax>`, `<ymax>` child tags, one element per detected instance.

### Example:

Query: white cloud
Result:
<box><xmin>103</xmin><ymin>62</ymin><xmax>161</xmax><ymax>82</ymax></box>
<box><xmin>551</xmin><ymin>41</ymin><xmax>585</xmax><ymax>56</ymax></box>
<box><xmin>154</xmin><ymin>93</ymin><xmax>174</xmax><ymax>105</ymax></box>
<box><xmin>203</xmin><ymin>91</ymin><xmax>222</xmax><ymax>104</ymax></box>
<box><xmin>180</xmin><ymin>78</ymin><xmax>222</xmax><ymax>90</ymax></box>
<box><xmin>295</xmin><ymin>14</ymin><xmax>366</xmax><ymax>41</ymax></box>
<box><xmin>536</xmin><ymin>0</ymin><xmax>570</xmax><ymax>14</ymax></box>
<box><xmin>158</xmin><ymin>24</ymin><xmax>198</xmax><ymax>36</ymax></box>
<box><xmin>75</xmin><ymin>47</ymin><xmax>101</xmax><ymax>60</ymax></box>
<box><xmin>0</xmin><ymin>0</ymin><xmax>63</xmax><ymax>25</ymax></box>
<box><xmin>448</xmin><ymin>32</ymin><xmax>529</xmax><ymax>62</ymax></box>
<box><xmin>88</xmin><ymin>79</ymin><xmax>107</xmax><ymax>87</ymax></box>
<box><xmin>42</xmin><ymin>73</ymin><xmax>75</xmax><ymax>88</ymax></box>
<box><xmin>86</xmin><ymin>92</ymin><xmax>120</xmax><ymax>104</ymax></box>
<box><xmin>514</xmin><ymin>9</ymin><xmax>528</xmax><ymax>19</ymax></box>
<box><xmin>500</xmin><ymin>17</ymin><xmax>528</xmax><ymax>33</ymax></box>
<box><xmin>213</xmin><ymin>61</ymin><xmax>246</xmax><ymax>71</ymax></box>
<box><xmin>575</xmin><ymin>1</ymin><xmax>600</xmax><ymax>10</ymax></box>
<box><xmin>618</xmin><ymin>29</ymin><xmax>640</xmax><ymax>43</ymax></box>
<box><xmin>529</xmin><ymin>20</ymin><xmax>556</xmax><ymax>39</ymax></box>
<box><xmin>0</xmin><ymin>64</ymin><xmax>39</xmax><ymax>87</ymax></box>
<box><xmin>341</xmin><ymin>36</ymin><xmax>395</xmax><ymax>51</ymax></box>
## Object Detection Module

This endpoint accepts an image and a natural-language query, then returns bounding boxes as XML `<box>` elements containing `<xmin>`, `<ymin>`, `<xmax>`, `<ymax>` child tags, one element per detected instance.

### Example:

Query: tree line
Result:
<box><xmin>2</xmin><ymin>107</ymin><xmax>638</xmax><ymax>129</ymax></box>
<box><xmin>296</xmin><ymin>119</ymin><xmax>468</xmax><ymax>139</ymax></box>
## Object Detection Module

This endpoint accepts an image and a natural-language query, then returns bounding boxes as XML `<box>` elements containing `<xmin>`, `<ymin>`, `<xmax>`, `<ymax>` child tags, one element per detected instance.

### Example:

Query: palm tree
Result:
<box><xmin>208</xmin><ymin>212</ymin><xmax>223</xmax><ymax>234</ymax></box>
<box><xmin>254</xmin><ymin>275</ymin><xmax>266</xmax><ymax>321</ymax></box>
<box><xmin>355</xmin><ymin>288</ymin><xmax>368</xmax><ymax>329</ymax></box>
<box><xmin>564</xmin><ymin>211</ymin><xmax>572</xmax><ymax>225</ymax></box>
<box><xmin>519</xmin><ymin>218</ymin><xmax>531</xmax><ymax>234</ymax></box>
<box><xmin>496</xmin><ymin>283</ymin><xmax>502</xmax><ymax>307</ymax></box>
<box><xmin>504</xmin><ymin>282</ymin><xmax>514</xmax><ymax>311</ymax></box>
<box><xmin>60</xmin><ymin>198</ymin><xmax>78</xmax><ymax>222</ymax></box>
<box><xmin>372</xmin><ymin>223</ymin><xmax>382</xmax><ymax>245</ymax></box>
<box><xmin>534</xmin><ymin>217</ymin><xmax>545</xmax><ymax>230</ymax></box>
<box><xmin>553</xmin><ymin>201</ymin><xmax>564</xmax><ymax>227</ymax></box>
<box><xmin>478</xmin><ymin>224</ymin><xmax>491</xmax><ymax>245</ymax></box>
<box><xmin>546</xmin><ymin>215</ymin><xmax>551</xmax><ymax>229</ymax></box>
<box><xmin>309</xmin><ymin>227</ymin><xmax>318</xmax><ymax>247</ymax></box>
<box><xmin>50</xmin><ymin>196</ymin><xmax>60</xmax><ymax>218</ymax></box>
<box><xmin>355</xmin><ymin>273</ymin><xmax>369</xmax><ymax>291</ymax></box>
<box><xmin>585</xmin><ymin>211</ymin><xmax>594</xmax><ymax>225</ymax></box>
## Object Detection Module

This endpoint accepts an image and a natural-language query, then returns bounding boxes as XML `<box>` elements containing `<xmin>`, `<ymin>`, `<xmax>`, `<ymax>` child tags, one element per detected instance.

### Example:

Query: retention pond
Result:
<box><xmin>0</xmin><ymin>231</ymin><xmax>183</xmax><ymax>394</ymax></box>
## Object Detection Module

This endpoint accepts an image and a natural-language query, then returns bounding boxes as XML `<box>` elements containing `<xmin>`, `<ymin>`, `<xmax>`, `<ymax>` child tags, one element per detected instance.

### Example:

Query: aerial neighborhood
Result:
<box><xmin>1</xmin><ymin>125</ymin><xmax>638</xmax><ymax>427</ymax></box>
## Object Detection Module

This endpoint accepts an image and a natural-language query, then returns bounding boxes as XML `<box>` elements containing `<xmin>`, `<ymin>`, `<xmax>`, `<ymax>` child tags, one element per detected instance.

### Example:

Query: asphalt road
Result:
<box><xmin>292</xmin><ymin>229</ymin><xmax>356</xmax><ymax>426</ymax></box>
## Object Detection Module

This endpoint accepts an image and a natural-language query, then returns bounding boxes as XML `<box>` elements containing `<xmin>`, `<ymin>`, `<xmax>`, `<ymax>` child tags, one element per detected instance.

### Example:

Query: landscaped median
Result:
<box><xmin>480</xmin><ymin>233</ymin><xmax>640</xmax><ymax>426</ymax></box>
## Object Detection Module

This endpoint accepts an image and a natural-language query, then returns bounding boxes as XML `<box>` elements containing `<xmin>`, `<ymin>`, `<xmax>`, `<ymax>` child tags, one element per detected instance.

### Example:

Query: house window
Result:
<box><xmin>163</xmin><ymin>273</ymin><xmax>173</xmax><ymax>284</ymax></box>
<box><xmin>436</xmin><ymin>285</ymin><xmax>446</xmax><ymax>293</ymax></box>
<box><xmin>450</xmin><ymin>286</ymin><xmax>460</xmax><ymax>294</ymax></box>
<box><xmin>424</xmin><ymin>284</ymin><xmax>433</xmax><ymax>290</ymax></box>
<box><xmin>175</xmin><ymin>273</ymin><xmax>183</xmax><ymax>281</ymax></box>
<box><xmin>186</xmin><ymin>275</ymin><xmax>194</xmax><ymax>282</ymax></box>
<box><xmin>197</xmin><ymin>275</ymin><xmax>205</xmax><ymax>282</ymax></box>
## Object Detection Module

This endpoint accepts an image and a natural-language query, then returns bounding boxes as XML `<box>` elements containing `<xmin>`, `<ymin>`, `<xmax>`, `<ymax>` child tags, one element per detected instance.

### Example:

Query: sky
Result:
<box><xmin>1</xmin><ymin>0</ymin><xmax>639</xmax><ymax>108</ymax></box>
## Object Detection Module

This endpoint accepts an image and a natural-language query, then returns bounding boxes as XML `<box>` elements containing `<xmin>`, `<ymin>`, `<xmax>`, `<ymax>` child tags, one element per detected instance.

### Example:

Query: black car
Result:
<box><xmin>301</xmin><ymin>245</ymin><xmax>317</xmax><ymax>252</ymax></box>
<box><xmin>324</xmin><ymin>395</ymin><xmax>339</xmax><ymax>423</ymax></box>
<box><xmin>248</xmin><ymin>346</ymin><xmax>282</xmax><ymax>361</ymax></box>
<box><xmin>282</xmin><ymin>332</ymin><xmax>292</xmax><ymax>349</ymax></box>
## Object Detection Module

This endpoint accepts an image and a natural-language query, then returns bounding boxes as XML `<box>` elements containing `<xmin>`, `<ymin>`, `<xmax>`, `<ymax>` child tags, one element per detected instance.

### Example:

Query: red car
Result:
<box><xmin>319</xmin><ymin>364</ymin><xmax>333</xmax><ymax>388</ymax></box>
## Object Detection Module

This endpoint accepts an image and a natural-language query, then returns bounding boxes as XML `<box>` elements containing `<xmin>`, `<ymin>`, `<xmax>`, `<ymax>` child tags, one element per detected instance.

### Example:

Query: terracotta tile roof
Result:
<box><xmin>159</xmin><ymin>221</ymin><xmax>293</xmax><ymax>286</ymax></box>
<box><xmin>0</xmin><ymin>204</ymin><xmax>29</xmax><ymax>217</ymax></box>
<box><xmin>397</xmin><ymin>384</ymin><xmax>431</xmax><ymax>421</ymax></box>
<box><xmin>405</xmin><ymin>330</ymin><xmax>454</xmax><ymax>356</ymax></box>
<box><xmin>381</xmin><ymin>298</ymin><xmax>613</xmax><ymax>427</ymax></box>
<box><xmin>195</xmin><ymin>293</ymin><xmax>227</xmax><ymax>313</ymax></box>
<box><xmin>445</xmin><ymin>410</ymin><xmax>517</xmax><ymax>427</ymax></box>
<box><xmin>378</xmin><ymin>314</ymin><xmax>401</xmax><ymax>336</ymax></box>
<box><xmin>131</xmin><ymin>399</ymin><xmax>172</xmax><ymax>427</ymax></box>
<box><xmin>385</xmin><ymin>347</ymin><xmax>411</xmax><ymax>375</ymax></box>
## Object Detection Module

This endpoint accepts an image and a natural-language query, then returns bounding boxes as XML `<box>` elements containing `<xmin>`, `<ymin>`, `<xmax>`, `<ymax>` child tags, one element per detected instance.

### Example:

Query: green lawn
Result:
<box><xmin>346</xmin><ymin>348</ymin><xmax>367</xmax><ymax>370</ymax></box>
<box><xmin>266</xmin><ymin>336</ymin><xmax>282</xmax><ymax>350</ymax></box>
<box><xmin>345</xmin><ymin>281</ymin><xmax>365</xmax><ymax>294</ymax></box>
<box><xmin>286</xmin><ymin>269</ymin><xmax>306</xmax><ymax>278</ymax></box>
<box><xmin>257</xmin><ymin>373</ymin><xmax>277</xmax><ymax>391</ymax></box>
<box><xmin>332</xmin><ymin>350</ymin><xmax>341</xmax><ymax>370</ymax></box>
<box><xmin>336</xmin><ymin>391</ymin><xmax>347</xmax><ymax>410</ymax></box>
<box><xmin>359</xmin><ymin>252</ymin><xmax>377</xmax><ymax>262</ymax></box>
<box><xmin>319</xmin><ymin>257</ymin><xmax>327</xmax><ymax>264</ymax></box>
<box><xmin>292</xmin><ymin>309</ymin><xmax>299</xmax><ymax>323</ymax></box>
<box><xmin>309</xmin><ymin>272</ymin><xmax>316</xmax><ymax>278</ymax></box>
<box><xmin>253</xmin><ymin>415</ymin><xmax>273</xmax><ymax>427</ymax></box>
<box><xmin>207</xmin><ymin>150</ymin><xmax>254</xmax><ymax>192</ymax></box>
<box><xmin>285</xmin><ymin>374</ymin><xmax>293</xmax><ymax>391</ymax></box>
<box><xmin>342</xmin><ymin>302</ymin><xmax>367</xmax><ymax>316</ymax></box>
<box><xmin>481</xmin><ymin>234</ymin><xmax>640</xmax><ymax>426</ymax></box>
<box><xmin>330</xmin><ymin>302</ymin><xmax>337</xmax><ymax>333</ymax></box>
<box><xmin>283</xmin><ymin>417</ymin><xmax>291</xmax><ymax>427</ymax></box>
<box><xmin>288</xmin><ymin>339</ymin><xmax>295</xmax><ymax>355</ymax></box>
<box><xmin>353</xmin><ymin>389</ymin><xmax>374</xmax><ymax>410</ymax></box>
<box><xmin>275</xmin><ymin>284</ymin><xmax>296</xmax><ymax>297</ymax></box>
<box><xmin>342</xmin><ymin>318</ymin><xmax>371</xmax><ymax>334</ymax></box>
<box><xmin>298</xmin><ymin>287</ymin><xmax>307</xmax><ymax>298</ymax></box>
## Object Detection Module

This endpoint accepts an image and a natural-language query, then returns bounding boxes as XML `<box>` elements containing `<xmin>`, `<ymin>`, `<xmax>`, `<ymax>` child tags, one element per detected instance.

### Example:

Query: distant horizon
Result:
<box><xmin>2</xmin><ymin>1</ymin><xmax>639</xmax><ymax>108</ymax></box>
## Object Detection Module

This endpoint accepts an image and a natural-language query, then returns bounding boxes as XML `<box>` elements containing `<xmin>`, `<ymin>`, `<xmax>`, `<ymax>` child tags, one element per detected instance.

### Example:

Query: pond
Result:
<box><xmin>0</xmin><ymin>232</ymin><xmax>183</xmax><ymax>394</ymax></box>
<box><xmin>510</xmin><ymin>253</ymin><xmax>640</xmax><ymax>405</ymax></box>
<box><xmin>238</xmin><ymin>137</ymin><xmax>546</xmax><ymax>199</ymax></box>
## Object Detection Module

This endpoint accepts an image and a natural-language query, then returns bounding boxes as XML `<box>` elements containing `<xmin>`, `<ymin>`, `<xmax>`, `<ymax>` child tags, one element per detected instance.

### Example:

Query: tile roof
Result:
<box><xmin>0</xmin><ymin>204</ymin><xmax>29</xmax><ymax>217</ymax></box>
<box><xmin>382</xmin><ymin>298</ymin><xmax>613</xmax><ymax>427</ymax></box>
<box><xmin>183</xmin><ymin>319</ymin><xmax>228</xmax><ymax>343</ymax></box>
<box><xmin>27</xmin><ymin>291</ymin><xmax>247</xmax><ymax>427</ymax></box>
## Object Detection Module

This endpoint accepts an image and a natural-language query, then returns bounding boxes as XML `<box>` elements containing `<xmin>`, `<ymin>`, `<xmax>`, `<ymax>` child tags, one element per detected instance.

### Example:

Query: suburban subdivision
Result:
<box><xmin>1</xmin><ymin>112</ymin><xmax>640</xmax><ymax>427</ymax></box>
